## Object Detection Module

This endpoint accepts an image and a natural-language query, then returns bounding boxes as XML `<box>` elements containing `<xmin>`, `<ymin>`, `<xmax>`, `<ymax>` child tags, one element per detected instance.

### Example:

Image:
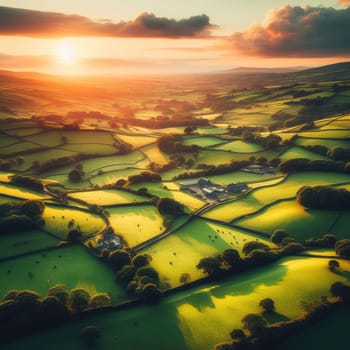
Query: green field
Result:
<box><xmin>235</xmin><ymin>199</ymin><xmax>344</xmax><ymax>239</ymax></box>
<box><xmin>0</xmin><ymin>141</ymin><xmax>43</xmax><ymax>155</ymax></box>
<box><xmin>61</xmin><ymin>143</ymin><xmax>117</xmax><ymax>155</ymax></box>
<box><xmin>89</xmin><ymin>168</ymin><xmax>144</xmax><ymax>186</ymax></box>
<box><xmin>4</xmin><ymin>127</ymin><xmax>42</xmax><ymax>136</ymax></box>
<box><xmin>295</xmin><ymin>136</ymin><xmax>350</xmax><ymax>149</ymax></box>
<box><xmin>197</xmin><ymin>150</ymin><xmax>239</xmax><ymax>165</ymax></box>
<box><xmin>0</xmin><ymin>230</ymin><xmax>59</xmax><ymax>260</ymax></box>
<box><xmin>11</xmin><ymin>148</ymin><xmax>78</xmax><ymax>171</ymax></box>
<box><xmin>203</xmin><ymin>172</ymin><xmax>350</xmax><ymax>222</ymax></box>
<box><xmin>0</xmin><ymin>134</ymin><xmax>19</xmax><ymax>147</ymax></box>
<box><xmin>141</xmin><ymin>144</ymin><xmax>169</xmax><ymax>164</ymax></box>
<box><xmin>43</xmin><ymin>205</ymin><xmax>106</xmax><ymax>238</ymax></box>
<box><xmin>24</xmin><ymin>130</ymin><xmax>65</xmax><ymax>147</ymax></box>
<box><xmin>275</xmin><ymin>307</ymin><xmax>350</xmax><ymax>350</ymax></box>
<box><xmin>115</xmin><ymin>134</ymin><xmax>155</xmax><ymax>148</ymax></box>
<box><xmin>0</xmin><ymin>245</ymin><xmax>125</xmax><ymax>303</ymax></box>
<box><xmin>0</xmin><ymin>182</ymin><xmax>49</xmax><ymax>200</ymax></box>
<box><xmin>69</xmin><ymin>189</ymin><xmax>148</xmax><ymax>206</ymax></box>
<box><xmin>299</xmin><ymin>129</ymin><xmax>350</xmax><ymax>139</ymax></box>
<box><xmin>61</xmin><ymin>130</ymin><xmax>116</xmax><ymax>144</ymax></box>
<box><xmin>130</xmin><ymin>182</ymin><xmax>205</xmax><ymax>211</ymax></box>
<box><xmin>143</xmin><ymin>217</ymin><xmax>273</xmax><ymax>288</ymax></box>
<box><xmin>214</xmin><ymin>140</ymin><xmax>263</xmax><ymax>153</ymax></box>
<box><xmin>179</xmin><ymin>171</ymin><xmax>281</xmax><ymax>187</ymax></box>
<box><xmin>4</xmin><ymin>256</ymin><xmax>349</xmax><ymax>350</ymax></box>
<box><xmin>279</xmin><ymin>146</ymin><xmax>329</xmax><ymax>161</ymax></box>
<box><xmin>183</xmin><ymin>136</ymin><xmax>226</xmax><ymax>147</ymax></box>
<box><xmin>108</xmin><ymin>205</ymin><xmax>165</xmax><ymax>247</ymax></box>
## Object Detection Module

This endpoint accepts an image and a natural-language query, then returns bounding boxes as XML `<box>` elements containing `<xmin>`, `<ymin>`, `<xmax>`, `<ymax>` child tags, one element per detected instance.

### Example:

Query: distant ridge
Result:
<box><xmin>297</xmin><ymin>61</ymin><xmax>350</xmax><ymax>74</ymax></box>
<box><xmin>230</xmin><ymin>66</ymin><xmax>308</xmax><ymax>74</ymax></box>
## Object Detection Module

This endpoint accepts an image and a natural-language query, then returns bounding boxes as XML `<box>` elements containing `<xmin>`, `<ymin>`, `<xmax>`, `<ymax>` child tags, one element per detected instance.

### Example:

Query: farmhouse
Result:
<box><xmin>180</xmin><ymin>178</ymin><xmax>249</xmax><ymax>200</ymax></box>
<box><xmin>97</xmin><ymin>227</ymin><xmax>123</xmax><ymax>251</ymax></box>
<box><xmin>242</xmin><ymin>164</ymin><xmax>277</xmax><ymax>174</ymax></box>
<box><xmin>227</xmin><ymin>183</ymin><xmax>249</xmax><ymax>194</ymax></box>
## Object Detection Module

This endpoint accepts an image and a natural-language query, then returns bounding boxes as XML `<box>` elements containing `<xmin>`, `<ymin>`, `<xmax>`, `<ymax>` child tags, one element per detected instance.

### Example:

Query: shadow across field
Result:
<box><xmin>208</xmin><ymin>262</ymin><xmax>289</xmax><ymax>299</ymax></box>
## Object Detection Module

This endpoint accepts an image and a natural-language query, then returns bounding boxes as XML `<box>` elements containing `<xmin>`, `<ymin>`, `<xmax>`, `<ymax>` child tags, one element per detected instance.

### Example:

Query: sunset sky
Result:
<box><xmin>1</xmin><ymin>0</ymin><xmax>350</xmax><ymax>75</ymax></box>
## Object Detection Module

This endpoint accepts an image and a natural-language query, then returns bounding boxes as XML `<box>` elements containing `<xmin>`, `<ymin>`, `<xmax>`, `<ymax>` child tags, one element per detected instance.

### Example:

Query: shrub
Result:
<box><xmin>109</xmin><ymin>249</ymin><xmax>131</xmax><ymax>270</ymax></box>
<box><xmin>335</xmin><ymin>240</ymin><xmax>350</xmax><ymax>258</ymax></box>
<box><xmin>259</xmin><ymin>298</ymin><xmax>275</xmax><ymax>313</ymax></box>
<box><xmin>270</xmin><ymin>230</ymin><xmax>288</xmax><ymax>245</ymax></box>
<box><xmin>89</xmin><ymin>293</ymin><xmax>112</xmax><ymax>308</ymax></box>
<box><xmin>70</xmin><ymin>288</ymin><xmax>91</xmax><ymax>313</ymax></box>
<box><xmin>136</xmin><ymin>266</ymin><xmax>159</xmax><ymax>284</ymax></box>
<box><xmin>242</xmin><ymin>241</ymin><xmax>270</xmax><ymax>256</ymax></box>
<box><xmin>48</xmin><ymin>284</ymin><xmax>70</xmax><ymax>305</ymax></box>
<box><xmin>116</xmin><ymin>265</ymin><xmax>136</xmax><ymax>285</ymax></box>
<box><xmin>132</xmin><ymin>254</ymin><xmax>151</xmax><ymax>268</ymax></box>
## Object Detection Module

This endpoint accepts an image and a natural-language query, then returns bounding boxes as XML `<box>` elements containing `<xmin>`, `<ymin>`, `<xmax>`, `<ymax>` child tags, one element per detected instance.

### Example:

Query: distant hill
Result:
<box><xmin>291</xmin><ymin>61</ymin><xmax>350</xmax><ymax>82</ymax></box>
<box><xmin>298</xmin><ymin>61</ymin><xmax>350</xmax><ymax>74</ymax></box>
<box><xmin>229</xmin><ymin>66</ymin><xmax>308</xmax><ymax>74</ymax></box>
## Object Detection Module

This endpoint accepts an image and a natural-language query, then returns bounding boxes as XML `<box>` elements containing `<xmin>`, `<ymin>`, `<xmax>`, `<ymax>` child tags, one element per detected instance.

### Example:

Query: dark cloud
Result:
<box><xmin>0</xmin><ymin>6</ymin><xmax>215</xmax><ymax>38</ymax></box>
<box><xmin>230</xmin><ymin>6</ymin><xmax>350</xmax><ymax>57</ymax></box>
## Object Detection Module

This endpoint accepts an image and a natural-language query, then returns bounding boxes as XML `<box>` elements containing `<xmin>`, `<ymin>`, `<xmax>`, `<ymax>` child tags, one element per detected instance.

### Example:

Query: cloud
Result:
<box><xmin>338</xmin><ymin>0</ymin><xmax>350</xmax><ymax>7</ymax></box>
<box><xmin>229</xmin><ymin>5</ymin><xmax>350</xmax><ymax>57</ymax></box>
<box><xmin>0</xmin><ymin>6</ymin><xmax>215</xmax><ymax>38</ymax></box>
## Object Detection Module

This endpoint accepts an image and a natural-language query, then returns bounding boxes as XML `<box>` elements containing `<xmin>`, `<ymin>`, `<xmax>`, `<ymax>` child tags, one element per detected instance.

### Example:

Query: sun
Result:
<box><xmin>56</xmin><ymin>44</ymin><xmax>76</xmax><ymax>65</ymax></box>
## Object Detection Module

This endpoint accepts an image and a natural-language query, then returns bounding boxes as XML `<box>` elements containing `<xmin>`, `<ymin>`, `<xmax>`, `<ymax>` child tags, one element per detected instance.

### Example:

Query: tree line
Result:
<box><xmin>0</xmin><ymin>285</ymin><xmax>111</xmax><ymax>345</ymax></box>
<box><xmin>0</xmin><ymin>200</ymin><xmax>45</xmax><ymax>233</ymax></box>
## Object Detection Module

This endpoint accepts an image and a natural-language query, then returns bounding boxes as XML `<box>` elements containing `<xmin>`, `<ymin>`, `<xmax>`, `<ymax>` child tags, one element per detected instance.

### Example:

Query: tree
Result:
<box><xmin>323</xmin><ymin>234</ymin><xmax>336</xmax><ymax>247</ymax></box>
<box><xmin>40</xmin><ymin>296</ymin><xmax>69</xmax><ymax>322</ymax></box>
<box><xmin>259</xmin><ymin>298</ymin><xmax>275</xmax><ymax>313</ymax></box>
<box><xmin>0</xmin><ymin>214</ymin><xmax>35</xmax><ymax>231</ymax></box>
<box><xmin>297</xmin><ymin>186</ymin><xmax>350</xmax><ymax>210</ymax></box>
<box><xmin>156</xmin><ymin>197</ymin><xmax>185</xmax><ymax>216</ymax></box>
<box><xmin>179</xmin><ymin>273</ymin><xmax>191</xmax><ymax>284</ymax></box>
<box><xmin>89</xmin><ymin>293</ymin><xmax>112</xmax><ymax>308</ymax></box>
<box><xmin>3</xmin><ymin>290</ymin><xmax>19</xmax><ymax>301</ymax></box>
<box><xmin>184</xmin><ymin>126</ymin><xmax>197</xmax><ymax>134</ymax></box>
<box><xmin>230</xmin><ymin>329</ymin><xmax>246</xmax><ymax>340</ymax></box>
<box><xmin>335</xmin><ymin>240</ymin><xmax>350</xmax><ymax>258</ymax></box>
<box><xmin>330</xmin><ymin>281</ymin><xmax>350</xmax><ymax>301</ymax></box>
<box><xmin>68</xmin><ymin>169</ymin><xmax>83</xmax><ymax>182</ymax></box>
<box><xmin>279</xmin><ymin>158</ymin><xmax>310</xmax><ymax>173</ymax></box>
<box><xmin>328</xmin><ymin>259</ymin><xmax>340</xmax><ymax>273</ymax></box>
<box><xmin>132</xmin><ymin>254</ymin><xmax>151</xmax><ymax>268</ymax></box>
<box><xmin>109</xmin><ymin>249</ymin><xmax>131</xmax><ymax>270</ymax></box>
<box><xmin>115</xmin><ymin>179</ymin><xmax>127</xmax><ymax>188</ymax></box>
<box><xmin>270</xmin><ymin>230</ymin><xmax>288</xmax><ymax>245</ymax></box>
<box><xmin>241</xmin><ymin>313</ymin><xmax>267</xmax><ymax>336</ymax></box>
<box><xmin>70</xmin><ymin>288</ymin><xmax>91</xmax><ymax>313</ymax></box>
<box><xmin>264</xmin><ymin>134</ymin><xmax>282</xmax><ymax>149</ymax></box>
<box><xmin>242</xmin><ymin>241</ymin><xmax>270</xmax><ymax>256</ymax></box>
<box><xmin>67</xmin><ymin>229</ymin><xmax>82</xmax><ymax>243</ymax></box>
<box><xmin>136</xmin><ymin>266</ymin><xmax>159</xmax><ymax>284</ymax></box>
<box><xmin>139</xmin><ymin>283</ymin><xmax>162</xmax><ymax>302</ymax></box>
<box><xmin>48</xmin><ymin>284</ymin><xmax>70</xmax><ymax>305</ymax></box>
<box><xmin>196</xmin><ymin>256</ymin><xmax>222</xmax><ymax>276</ymax></box>
<box><xmin>116</xmin><ymin>265</ymin><xmax>136</xmax><ymax>285</ymax></box>
<box><xmin>222</xmin><ymin>249</ymin><xmax>240</xmax><ymax>267</ymax></box>
<box><xmin>270</xmin><ymin>158</ymin><xmax>281</xmax><ymax>167</ymax></box>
